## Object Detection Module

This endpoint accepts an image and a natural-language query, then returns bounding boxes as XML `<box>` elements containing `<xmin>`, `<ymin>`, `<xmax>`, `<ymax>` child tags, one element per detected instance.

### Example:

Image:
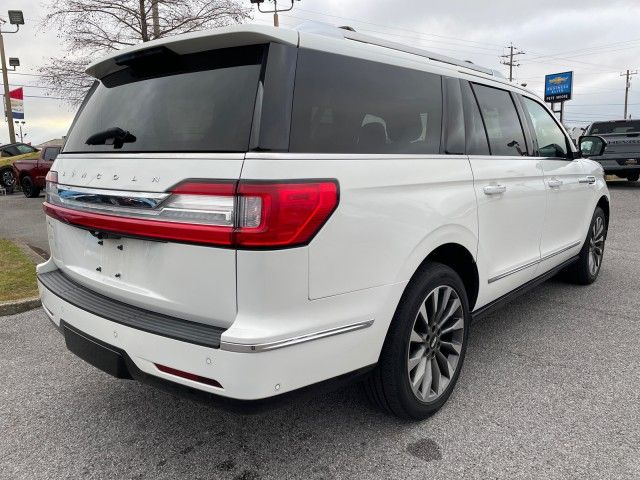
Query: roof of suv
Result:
<box><xmin>86</xmin><ymin>23</ymin><xmax>534</xmax><ymax>98</ymax></box>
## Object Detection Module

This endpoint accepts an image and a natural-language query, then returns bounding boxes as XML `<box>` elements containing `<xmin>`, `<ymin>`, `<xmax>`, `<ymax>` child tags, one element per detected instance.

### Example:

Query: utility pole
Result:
<box><xmin>0</xmin><ymin>10</ymin><xmax>24</xmax><ymax>144</ymax></box>
<box><xmin>500</xmin><ymin>43</ymin><xmax>525</xmax><ymax>82</ymax></box>
<box><xmin>620</xmin><ymin>69</ymin><xmax>637</xmax><ymax>119</ymax></box>
<box><xmin>0</xmin><ymin>32</ymin><xmax>14</xmax><ymax>143</ymax></box>
<box><xmin>151</xmin><ymin>0</ymin><xmax>160</xmax><ymax>39</ymax></box>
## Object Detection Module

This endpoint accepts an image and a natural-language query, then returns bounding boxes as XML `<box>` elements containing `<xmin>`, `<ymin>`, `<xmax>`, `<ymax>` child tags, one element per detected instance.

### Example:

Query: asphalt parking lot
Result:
<box><xmin>0</xmin><ymin>191</ymin><xmax>49</xmax><ymax>256</ymax></box>
<box><xmin>1</xmin><ymin>183</ymin><xmax>639</xmax><ymax>479</ymax></box>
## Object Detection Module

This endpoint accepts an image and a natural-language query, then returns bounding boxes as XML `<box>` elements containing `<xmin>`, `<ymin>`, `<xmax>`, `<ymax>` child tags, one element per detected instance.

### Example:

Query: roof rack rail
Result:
<box><xmin>343</xmin><ymin>29</ymin><xmax>498</xmax><ymax>76</ymax></box>
<box><xmin>295</xmin><ymin>22</ymin><xmax>500</xmax><ymax>77</ymax></box>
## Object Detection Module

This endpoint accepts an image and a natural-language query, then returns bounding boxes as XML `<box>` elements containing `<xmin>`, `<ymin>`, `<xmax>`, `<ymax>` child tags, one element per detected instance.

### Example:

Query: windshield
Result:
<box><xmin>589</xmin><ymin>120</ymin><xmax>640</xmax><ymax>135</ymax></box>
<box><xmin>63</xmin><ymin>45</ymin><xmax>264</xmax><ymax>153</ymax></box>
<box><xmin>16</xmin><ymin>144</ymin><xmax>37</xmax><ymax>154</ymax></box>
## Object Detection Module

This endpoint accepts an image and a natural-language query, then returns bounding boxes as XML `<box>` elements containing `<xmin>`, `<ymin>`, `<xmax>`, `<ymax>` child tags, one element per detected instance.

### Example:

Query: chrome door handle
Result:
<box><xmin>548</xmin><ymin>178</ymin><xmax>563</xmax><ymax>189</ymax></box>
<box><xmin>578</xmin><ymin>175</ymin><xmax>596</xmax><ymax>184</ymax></box>
<box><xmin>483</xmin><ymin>184</ymin><xmax>507</xmax><ymax>195</ymax></box>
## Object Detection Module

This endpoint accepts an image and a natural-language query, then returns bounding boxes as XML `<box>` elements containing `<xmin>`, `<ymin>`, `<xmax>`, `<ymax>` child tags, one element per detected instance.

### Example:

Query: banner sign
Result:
<box><xmin>10</xmin><ymin>87</ymin><xmax>24</xmax><ymax>120</ymax></box>
<box><xmin>544</xmin><ymin>72</ymin><xmax>573</xmax><ymax>103</ymax></box>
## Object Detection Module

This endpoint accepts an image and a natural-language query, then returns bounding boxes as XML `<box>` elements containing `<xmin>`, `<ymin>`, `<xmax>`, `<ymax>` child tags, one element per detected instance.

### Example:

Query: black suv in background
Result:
<box><xmin>584</xmin><ymin>120</ymin><xmax>640</xmax><ymax>181</ymax></box>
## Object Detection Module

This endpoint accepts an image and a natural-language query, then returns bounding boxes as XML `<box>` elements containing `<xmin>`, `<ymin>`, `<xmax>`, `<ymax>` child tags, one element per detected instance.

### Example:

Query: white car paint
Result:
<box><xmin>37</xmin><ymin>24</ymin><xmax>609</xmax><ymax>402</ymax></box>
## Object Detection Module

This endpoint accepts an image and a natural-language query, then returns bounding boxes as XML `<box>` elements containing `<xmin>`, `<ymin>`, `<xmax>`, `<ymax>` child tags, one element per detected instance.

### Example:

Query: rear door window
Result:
<box><xmin>63</xmin><ymin>45</ymin><xmax>264</xmax><ymax>153</ymax></box>
<box><xmin>472</xmin><ymin>84</ymin><xmax>527</xmax><ymax>156</ymax></box>
<box><xmin>521</xmin><ymin>97</ymin><xmax>568</xmax><ymax>158</ymax></box>
<box><xmin>461</xmin><ymin>81</ymin><xmax>490</xmax><ymax>155</ymax></box>
<box><xmin>43</xmin><ymin>147</ymin><xmax>61</xmax><ymax>161</ymax></box>
<box><xmin>290</xmin><ymin>49</ymin><xmax>442</xmax><ymax>154</ymax></box>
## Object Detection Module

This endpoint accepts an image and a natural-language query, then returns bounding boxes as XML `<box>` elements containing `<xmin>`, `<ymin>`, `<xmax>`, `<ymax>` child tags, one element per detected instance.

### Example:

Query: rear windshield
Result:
<box><xmin>63</xmin><ymin>45</ymin><xmax>264</xmax><ymax>153</ymax></box>
<box><xmin>589</xmin><ymin>120</ymin><xmax>640</xmax><ymax>135</ymax></box>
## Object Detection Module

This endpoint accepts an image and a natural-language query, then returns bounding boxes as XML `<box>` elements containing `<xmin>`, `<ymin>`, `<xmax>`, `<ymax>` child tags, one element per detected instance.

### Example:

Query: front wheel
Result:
<box><xmin>628</xmin><ymin>174</ymin><xmax>639</xmax><ymax>182</ymax></box>
<box><xmin>364</xmin><ymin>262</ymin><xmax>470</xmax><ymax>419</ymax></box>
<box><xmin>0</xmin><ymin>167</ymin><xmax>16</xmax><ymax>194</ymax></box>
<box><xmin>567</xmin><ymin>207</ymin><xmax>607</xmax><ymax>285</ymax></box>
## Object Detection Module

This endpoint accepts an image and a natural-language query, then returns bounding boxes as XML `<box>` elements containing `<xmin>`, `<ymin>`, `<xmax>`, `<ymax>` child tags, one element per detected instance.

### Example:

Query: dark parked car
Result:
<box><xmin>12</xmin><ymin>143</ymin><xmax>62</xmax><ymax>197</ymax></box>
<box><xmin>583</xmin><ymin>120</ymin><xmax>640</xmax><ymax>181</ymax></box>
<box><xmin>0</xmin><ymin>142</ymin><xmax>40</xmax><ymax>193</ymax></box>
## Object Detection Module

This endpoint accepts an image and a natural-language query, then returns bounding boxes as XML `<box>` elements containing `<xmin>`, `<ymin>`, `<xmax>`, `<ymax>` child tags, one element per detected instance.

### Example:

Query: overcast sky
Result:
<box><xmin>2</xmin><ymin>0</ymin><xmax>640</xmax><ymax>145</ymax></box>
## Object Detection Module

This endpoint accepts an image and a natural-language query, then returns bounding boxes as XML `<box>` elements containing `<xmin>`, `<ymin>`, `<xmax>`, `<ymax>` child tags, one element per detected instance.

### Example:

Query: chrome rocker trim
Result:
<box><xmin>488</xmin><ymin>240</ymin><xmax>582</xmax><ymax>284</ymax></box>
<box><xmin>220</xmin><ymin>320</ymin><xmax>375</xmax><ymax>353</ymax></box>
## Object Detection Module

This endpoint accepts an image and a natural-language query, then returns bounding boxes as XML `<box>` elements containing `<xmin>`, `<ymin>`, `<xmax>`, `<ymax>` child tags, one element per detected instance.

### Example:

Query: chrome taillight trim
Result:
<box><xmin>48</xmin><ymin>184</ymin><xmax>236</xmax><ymax>227</ymax></box>
<box><xmin>55</xmin><ymin>184</ymin><xmax>170</xmax><ymax>211</ymax></box>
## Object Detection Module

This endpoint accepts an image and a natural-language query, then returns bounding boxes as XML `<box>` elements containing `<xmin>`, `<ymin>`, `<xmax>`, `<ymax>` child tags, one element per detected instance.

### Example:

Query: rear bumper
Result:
<box><xmin>58</xmin><ymin>319</ymin><xmax>373</xmax><ymax>412</ymax></box>
<box><xmin>38</xmin><ymin>264</ymin><xmax>392</xmax><ymax>401</ymax></box>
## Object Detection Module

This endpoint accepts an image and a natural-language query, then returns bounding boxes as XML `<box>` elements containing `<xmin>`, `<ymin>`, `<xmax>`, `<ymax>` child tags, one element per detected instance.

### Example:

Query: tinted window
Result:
<box><xmin>589</xmin><ymin>120</ymin><xmax>640</xmax><ymax>134</ymax></box>
<box><xmin>63</xmin><ymin>45</ymin><xmax>263</xmax><ymax>153</ymax></box>
<box><xmin>290</xmin><ymin>50</ymin><xmax>442</xmax><ymax>154</ymax></box>
<box><xmin>15</xmin><ymin>144</ymin><xmax>37</xmax><ymax>154</ymax></box>
<box><xmin>472</xmin><ymin>84</ymin><xmax>527</xmax><ymax>156</ymax></box>
<box><xmin>443</xmin><ymin>77</ymin><xmax>465</xmax><ymax>155</ymax></box>
<box><xmin>43</xmin><ymin>147</ymin><xmax>61</xmax><ymax>161</ymax></box>
<box><xmin>461</xmin><ymin>81</ymin><xmax>490</xmax><ymax>155</ymax></box>
<box><xmin>522</xmin><ymin>97</ymin><xmax>568</xmax><ymax>158</ymax></box>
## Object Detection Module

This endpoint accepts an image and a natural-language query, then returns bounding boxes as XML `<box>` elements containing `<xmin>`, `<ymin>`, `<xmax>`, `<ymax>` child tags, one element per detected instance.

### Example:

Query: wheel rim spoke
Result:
<box><xmin>440</xmin><ymin>318</ymin><xmax>464</xmax><ymax>336</ymax></box>
<box><xmin>420</xmin><ymin>362</ymin><xmax>433</xmax><ymax>399</ymax></box>
<box><xmin>438</xmin><ymin>298</ymin><xmax>461</xmax><ymax>329</ymax></box>
<box><xmin>410</xmin><ymin>330</ymin><xmax>423</xmax><ymax>343</ymax></box>
<box><xmin>440</xmin><ymin>340</ymin><xmax>462</xmax><ymax>355</ymax></box>
<box><xmin>411</xmin><ymin>357</ymin><xmax>427</xmax><ymax>387</ymax></box>
<box><xmin>408</xmin><ymin>346</ymin><xmax>425</xmax><ymax>371</ymax></box>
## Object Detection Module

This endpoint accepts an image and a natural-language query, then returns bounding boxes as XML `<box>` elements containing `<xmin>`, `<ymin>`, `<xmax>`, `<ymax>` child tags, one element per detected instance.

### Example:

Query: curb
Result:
<box><xmin>0</xmin><ymin>297</ymin><xmax>42</xmax><ymax>317</ymax></box>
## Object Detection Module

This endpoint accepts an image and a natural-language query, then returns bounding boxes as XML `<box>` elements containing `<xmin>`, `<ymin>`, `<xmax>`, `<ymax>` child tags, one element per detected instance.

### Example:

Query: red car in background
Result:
<box><xmin>12</xmin><ymin>142</ymin><xmax>62</xmax><ymax>197</ymax></box>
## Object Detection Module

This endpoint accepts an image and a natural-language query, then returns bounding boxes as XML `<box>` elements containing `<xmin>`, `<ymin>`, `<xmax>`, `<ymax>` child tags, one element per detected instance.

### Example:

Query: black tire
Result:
<box><xmin>628</xmin><ymin>174</ymin><xmax>639</xmax><ymax>182</ymax></box>
<box><xmin>363</xmin><ymin>262</ymin><xmax>470</xmax><ymax>419</ymax></box>
<box><xmin>566</xmin><ymin>207</ymin><xmax>607</xmax><ymax>285</ymax></box>
<box><xmin>21</xmin><ymin>176</ymin><xmax>40</xmax><ymax>198</ymax></box>
<box><xmin>0</xmin><ymin>167</ymin><xmax>16</xmax><ymax>194</ymax></box>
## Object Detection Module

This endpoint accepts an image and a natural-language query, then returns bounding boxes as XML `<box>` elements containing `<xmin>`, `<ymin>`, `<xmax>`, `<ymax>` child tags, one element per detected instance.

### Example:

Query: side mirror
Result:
<box><xmin>578</xmin><ymin>135</ymin><xmax>607</xmax><ymax>157</ymax></box>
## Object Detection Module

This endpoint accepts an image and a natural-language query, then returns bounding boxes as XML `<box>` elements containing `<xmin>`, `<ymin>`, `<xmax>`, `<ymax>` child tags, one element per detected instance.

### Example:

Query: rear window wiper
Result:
<box><xmin>86</xmin><ymin>127</ymin><xmax>136</xmax><ymax>149</ymax></box>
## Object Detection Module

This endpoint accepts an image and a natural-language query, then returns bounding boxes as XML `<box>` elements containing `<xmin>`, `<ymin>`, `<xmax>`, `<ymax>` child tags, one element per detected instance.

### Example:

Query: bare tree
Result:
<box><xmin>38</xmin><ymin>0</ymin><xmax>252</xmax><ymax>104</ymax></box>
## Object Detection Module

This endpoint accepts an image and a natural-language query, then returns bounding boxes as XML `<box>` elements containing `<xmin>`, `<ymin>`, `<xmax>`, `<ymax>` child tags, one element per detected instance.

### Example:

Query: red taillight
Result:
<box><xmin>45</xmin><ymin>170</ymin><xmax>58</xmax><ymax>184</ymax></box>
<box><xmin>235</xmin><ymin>181</ymin><xmax>339</xmax><ymax>247</ymax></box>
<box><xmin>155</xmin><ymin>364</ymin><xmax>222</xmax><ymax>388</ymax></box>
<box><xmin>43</xmin><ymin>179</ymin><xmax>339</xmax><ymax>249</ymax></box>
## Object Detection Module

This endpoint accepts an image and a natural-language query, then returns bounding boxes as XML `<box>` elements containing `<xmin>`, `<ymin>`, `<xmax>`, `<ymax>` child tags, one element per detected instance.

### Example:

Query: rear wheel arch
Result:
<box><xmin>408</xmin><ymin>243</ymin><xmax>479</xmax><ymax>312</ymax></box>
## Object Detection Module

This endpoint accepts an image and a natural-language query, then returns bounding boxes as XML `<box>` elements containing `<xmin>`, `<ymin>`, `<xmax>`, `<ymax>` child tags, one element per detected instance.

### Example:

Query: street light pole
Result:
<box><xmin>1</xmin><ymin>10</ymin><xmax>24</xmax><ymax>144</ymax></box>
<box><xmin>0</xmin><ymin>31</ymin><xmax>15</xmax><ymax>143</ymax></box>
<box><xmin>251</xmin><ymin>0</ymin><xmax>298</xmax><ymax>28</ymax></box>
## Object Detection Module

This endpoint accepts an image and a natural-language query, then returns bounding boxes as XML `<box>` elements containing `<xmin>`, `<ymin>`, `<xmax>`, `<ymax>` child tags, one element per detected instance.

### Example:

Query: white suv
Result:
<box><xmin>38</xmin><ymin>24</ymin><xmax>610</xmax><ymax>419</ymax></box>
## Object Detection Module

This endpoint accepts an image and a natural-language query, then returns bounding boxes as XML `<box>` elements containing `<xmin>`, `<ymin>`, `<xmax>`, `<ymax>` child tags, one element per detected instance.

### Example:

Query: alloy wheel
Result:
<box><xmin>588</xmin><ymin>216</ymin><xmax>605</xmax><ymax>277</ymax></box>
<box><xmin>1</xmin><ymin>169</ymin><xmax>15</xmax><ymax>188</ymax></box>
<box><xmin>407</xmin><ymin>285</ymin><xmax>465</xmax><ymax>403</ymax></box>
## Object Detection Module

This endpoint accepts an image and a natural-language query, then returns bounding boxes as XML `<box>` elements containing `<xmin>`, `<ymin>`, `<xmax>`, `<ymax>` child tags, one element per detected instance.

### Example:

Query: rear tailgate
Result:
<box><xmin>47</xmin><ymin>154</ymin><xmax>242</xmax><ymax>328</ymax></box>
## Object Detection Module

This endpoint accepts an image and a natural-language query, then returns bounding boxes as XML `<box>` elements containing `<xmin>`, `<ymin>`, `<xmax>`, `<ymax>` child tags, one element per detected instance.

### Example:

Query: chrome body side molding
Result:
<box><xmin>220</xmin><ymin>320</ymin><xmax>374</xmax><ymax>353</ymax></box>
<box><xmin>488</xmin><ymin>240</ymin><xmax>582</xmax><ymax>284</ymax></box>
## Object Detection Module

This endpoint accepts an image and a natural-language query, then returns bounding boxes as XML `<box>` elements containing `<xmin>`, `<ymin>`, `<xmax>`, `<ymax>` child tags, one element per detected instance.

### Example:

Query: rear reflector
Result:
<box><xmin>155</xmin><ymin>363</ymin><xmax>222</xmax><ymax>388</ymax></box>
<box><xmin>44</xmin><ymin>178</ymin><xmax>339</xmax><ymax>248</ymax></box>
